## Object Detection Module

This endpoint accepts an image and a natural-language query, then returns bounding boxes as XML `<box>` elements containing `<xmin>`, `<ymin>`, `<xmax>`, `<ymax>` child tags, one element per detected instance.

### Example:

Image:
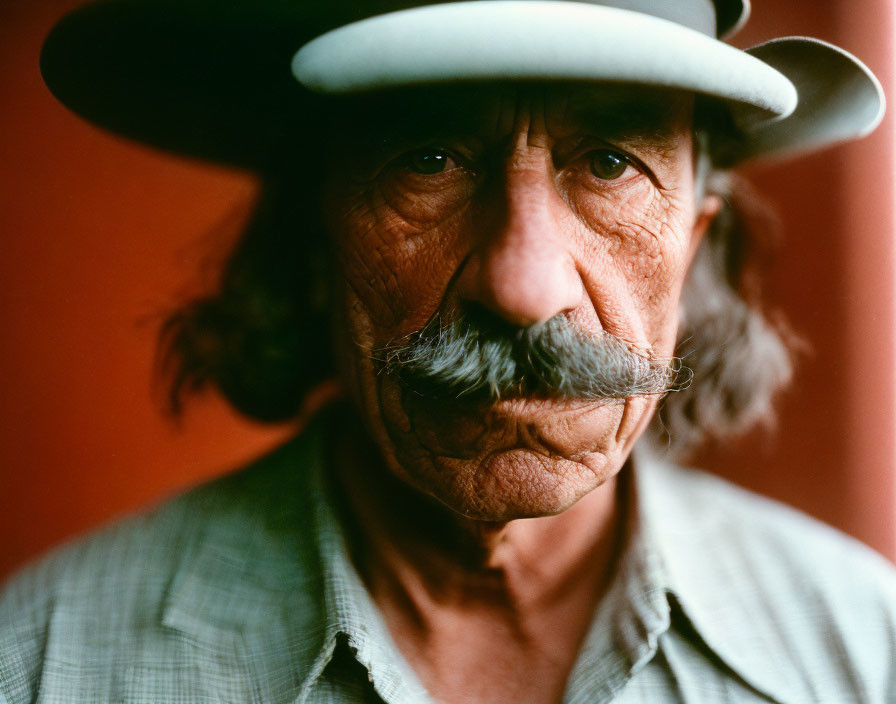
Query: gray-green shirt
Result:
<box><xmin>2</xmin><ymin>419</ymin><xmax>895</xmax><ymax>703</ymax></box>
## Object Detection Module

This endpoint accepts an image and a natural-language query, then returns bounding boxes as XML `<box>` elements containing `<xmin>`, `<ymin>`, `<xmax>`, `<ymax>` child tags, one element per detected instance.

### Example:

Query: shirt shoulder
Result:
<box><xmin>0</xmin><ymin>433</ymin><xmax>326</xmax><ymax>704</ymax></box>
<box><xmin>640</xmin><ymin>458</ymin><xmax>896</xmax><ymax>703</ymax></box>
<box><xmin>647</xmin><ymin>459</ymin><xmax>896</xmax><ymax>595</ymax></box>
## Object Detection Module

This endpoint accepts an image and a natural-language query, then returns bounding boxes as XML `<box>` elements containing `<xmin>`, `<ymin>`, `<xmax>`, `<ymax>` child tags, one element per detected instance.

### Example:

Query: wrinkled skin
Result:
<box><xmin>323</xmin><ymin>83</ymin><xmax>719</xmax><ymax>522</ymax></box>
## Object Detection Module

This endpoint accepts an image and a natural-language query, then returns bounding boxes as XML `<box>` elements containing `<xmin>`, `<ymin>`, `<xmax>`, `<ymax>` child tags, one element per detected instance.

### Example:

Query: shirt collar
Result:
<box><xmin>306</xmin><ymin>433</ymin><xmax>435</xmax><ymax>704</ymax></box>
<box><xmin>562</xmin><ymin>463</ymin><xmax>674</xmax><ymax>703</ymax></box>
<box><xmin>634</xmin><ymin>446</ymin><xmax>796</xmax><ymax>704</ymax></box>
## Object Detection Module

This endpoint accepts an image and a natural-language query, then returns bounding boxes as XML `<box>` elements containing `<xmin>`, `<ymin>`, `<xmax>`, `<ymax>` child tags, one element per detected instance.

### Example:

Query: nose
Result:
<box><xmin>456</xmin><ymin>158</ymin><xmax>583</xmax><ymax>327</ymax></box>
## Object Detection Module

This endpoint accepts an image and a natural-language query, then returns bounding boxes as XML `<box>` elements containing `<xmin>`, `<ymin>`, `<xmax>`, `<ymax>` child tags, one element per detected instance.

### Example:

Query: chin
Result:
<box><xmin>428</xmin><ymin>448</ymin><xmax>614</xmax><ymax>521</ymax></box>
<box><xmin>373</xmin><ymin>373</ymin><xmax>656</xmax><ymax>521</ymax></box>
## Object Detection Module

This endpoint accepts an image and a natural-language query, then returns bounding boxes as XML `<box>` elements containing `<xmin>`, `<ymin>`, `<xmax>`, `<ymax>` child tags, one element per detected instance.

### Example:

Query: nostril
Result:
<box><xmin>457</xmin><ymin>301</ymin><xmax>530</xmax><ymax>337</ymax></box>
<box><xmin>456</xmin><ymin>256</ymin><xmax>582</xmax><ymax>328</ymax></box>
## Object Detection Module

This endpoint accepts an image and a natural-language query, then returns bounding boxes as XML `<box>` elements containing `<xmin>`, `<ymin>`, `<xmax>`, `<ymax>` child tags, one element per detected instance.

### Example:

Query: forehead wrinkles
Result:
<box><xmin>328</xmin><ymin>84</ymin><xmax>694</xmax><ymax>162</ymax></box>
<box><xmin>481</xmin><ymin>86</ymin><xmax>694</xmax><ymax>153</ymax></box>
<box><xmin>549</xmin><ymin>86</ymin><xmax>696</xmax><ymax>161</ymax></box>
<box><xmin>488</xmin><ymin>86</ymin><xmax>553</xmax><ymax>151</ymax></box>
<box><xmin>370</xmin><ymin>85</ymin><xmax>542</xmax><ymax>143</ymax></box>
<box><xmin>457</xmin><ymin>85</ymin><xmax>694</xmax><ymax>143</ymax></box>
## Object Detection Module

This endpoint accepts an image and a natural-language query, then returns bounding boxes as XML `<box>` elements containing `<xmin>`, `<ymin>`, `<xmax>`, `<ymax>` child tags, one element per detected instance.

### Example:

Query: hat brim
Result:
<box><xmin>293</xmin><ymin>1</ymin><xmax>884</xmax><ymax>165</ymax></box>
<box><xmin>40</xmin><ymin>0</ymin><xmax>330</xmax><ymax>168</ymax></box>
<box><xmin>41</xmin><ymin>0</ymin><xmax>883</xmax><ymax>168</ymax></box>
<box><xmin>293</xmin><ymin>1</ymin><xmax>797</xmax><ymax>120</ymax></box>
<box><xmin>737</xmin><ymin>37</ymin><xmax>885</xmax><ymax>163</ymax></box>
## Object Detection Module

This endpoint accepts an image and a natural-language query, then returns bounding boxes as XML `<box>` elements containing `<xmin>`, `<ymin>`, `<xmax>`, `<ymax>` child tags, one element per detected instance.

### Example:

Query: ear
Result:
<box><xmin>686</xmin><ymin>194</ymin><xmax>723</xmax><ymax>268</ymax></box>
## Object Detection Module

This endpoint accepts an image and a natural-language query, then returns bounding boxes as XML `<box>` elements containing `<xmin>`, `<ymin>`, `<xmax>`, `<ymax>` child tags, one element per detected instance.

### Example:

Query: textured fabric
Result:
<box><xmin>2</xmin><ymin>417</ymin><xmax>896</xmax><ymax>704</ymax></box>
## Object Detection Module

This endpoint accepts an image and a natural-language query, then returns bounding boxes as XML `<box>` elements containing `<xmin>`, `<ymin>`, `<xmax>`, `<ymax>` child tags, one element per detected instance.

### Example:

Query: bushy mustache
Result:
<box><xmin>377</xmin><ymin>307</ymin><xmax>691</xmax><ymax>403</ymax></box>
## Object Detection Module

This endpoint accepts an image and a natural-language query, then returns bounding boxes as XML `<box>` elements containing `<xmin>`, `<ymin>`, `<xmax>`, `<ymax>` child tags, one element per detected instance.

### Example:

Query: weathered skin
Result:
<box><xmin>321</xmin><ymin>83</ymin><xmax>720</xmax><ymax>703</ymax></box>
<box><xmin>325</xmin><ymin>84</ymin><xmax>717</xmax><ymax>521</ymax></box>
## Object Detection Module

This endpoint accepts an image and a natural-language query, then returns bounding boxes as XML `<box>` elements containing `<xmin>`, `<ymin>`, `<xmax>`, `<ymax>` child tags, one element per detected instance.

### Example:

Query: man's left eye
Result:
<box><xmin>406</xmin><ymin>149</ymin><xmax>457</xmax><ymax>175</ymax></box>
<box><xmin>588</xmin><ymin>149</ymin><xmax>634</xmax><ymax>181</ymax></box>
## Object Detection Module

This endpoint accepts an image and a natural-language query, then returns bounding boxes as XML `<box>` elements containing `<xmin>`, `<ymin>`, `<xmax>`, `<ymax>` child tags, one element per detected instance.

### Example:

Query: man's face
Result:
<box><xmin>322</xmin><ymin>83</ymin><xmax>717</xmax><ymax>521</ymax></box>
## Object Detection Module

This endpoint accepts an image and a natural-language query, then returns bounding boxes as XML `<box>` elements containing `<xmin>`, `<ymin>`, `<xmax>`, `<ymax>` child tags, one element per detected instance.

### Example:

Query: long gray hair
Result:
<box><xmin>648</xmin><ymin>170</ymin><xmax>795</xmax><ymax>456</ymax></box>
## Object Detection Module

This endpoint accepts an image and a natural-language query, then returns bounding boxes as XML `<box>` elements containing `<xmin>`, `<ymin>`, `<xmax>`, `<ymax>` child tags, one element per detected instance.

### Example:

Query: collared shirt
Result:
<box><xmin>2</xmin><ymin>416</ymin><xmax>895</xmax><ymax>703</ymax></box>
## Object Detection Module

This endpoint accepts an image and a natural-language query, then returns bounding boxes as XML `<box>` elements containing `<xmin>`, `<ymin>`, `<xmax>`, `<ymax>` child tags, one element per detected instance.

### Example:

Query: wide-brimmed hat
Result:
<box><xmin>41</xmin><ymin>0</ymin><xmax>884</xmax><ymax>168</ymax></box>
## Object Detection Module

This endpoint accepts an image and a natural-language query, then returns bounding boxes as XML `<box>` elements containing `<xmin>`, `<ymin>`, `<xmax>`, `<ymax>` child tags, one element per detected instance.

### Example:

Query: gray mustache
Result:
<box><xmin>378</xmin><ymin>308</ymin><xmax>691</xmax><ymax>402</ymax></box>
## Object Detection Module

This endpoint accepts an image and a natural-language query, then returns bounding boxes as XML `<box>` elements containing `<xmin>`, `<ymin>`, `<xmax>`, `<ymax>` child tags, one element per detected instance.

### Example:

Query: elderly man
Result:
<box><xmin>2</xmin><ymin>1</ymin><xmax>895</xmax><ymax>702</ymax></box>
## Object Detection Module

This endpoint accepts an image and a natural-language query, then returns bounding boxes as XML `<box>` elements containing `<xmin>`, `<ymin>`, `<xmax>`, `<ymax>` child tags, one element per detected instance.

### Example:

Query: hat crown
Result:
<box><xmin>313</xmin><ymin>0</ymin><xmax>746</xmax><ymax>38</ymax></box>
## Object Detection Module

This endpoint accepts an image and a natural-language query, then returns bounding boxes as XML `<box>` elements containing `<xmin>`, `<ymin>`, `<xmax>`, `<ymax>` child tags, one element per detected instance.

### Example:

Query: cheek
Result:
<box><xmin>327</xmin><ymin>185</ymin><xmax>471</xmax><ymax>339</ymax></box>
<box><xmin>568</xmin><ymin>181</ymin><xmax>695</xmax><ymax>340</ymax></box>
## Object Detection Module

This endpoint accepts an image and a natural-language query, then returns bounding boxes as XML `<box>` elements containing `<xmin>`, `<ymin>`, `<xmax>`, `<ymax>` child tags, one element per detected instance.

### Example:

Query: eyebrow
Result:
<box><xmin>569</xmin><ymin>105</ymin><xmax>685</xmax><ymax>143</ymax></box>
<box><xmin>559</xmin><ymin>88</ymin><xmax>692</xmax><ymax>150</ymax></box>
<box><xmin>341</xmin><ymin>93</ymin><xmax>495</xmax><ymax>143</ymax></box>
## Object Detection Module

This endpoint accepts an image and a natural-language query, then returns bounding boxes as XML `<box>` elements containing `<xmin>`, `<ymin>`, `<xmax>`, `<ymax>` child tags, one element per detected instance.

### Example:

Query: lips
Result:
<box><xmin>390</xmin><ymin>375</ymin><xmax>624</xmax><ymax>460</ymax></box>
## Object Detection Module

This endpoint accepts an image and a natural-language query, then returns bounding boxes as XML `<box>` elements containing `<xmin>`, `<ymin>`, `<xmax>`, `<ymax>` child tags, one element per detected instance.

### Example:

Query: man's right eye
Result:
<box><xmin>405</xmin><ymin>148</ymin><xmax>456</xmax><ymax>175</ymax></box>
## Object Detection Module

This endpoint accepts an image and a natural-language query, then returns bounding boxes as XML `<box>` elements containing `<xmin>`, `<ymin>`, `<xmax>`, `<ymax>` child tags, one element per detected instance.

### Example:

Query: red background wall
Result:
<box><xmin>1</xmin><ymin>0</ymin><xmax>894</xmax><ymax>579</ymax></box>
